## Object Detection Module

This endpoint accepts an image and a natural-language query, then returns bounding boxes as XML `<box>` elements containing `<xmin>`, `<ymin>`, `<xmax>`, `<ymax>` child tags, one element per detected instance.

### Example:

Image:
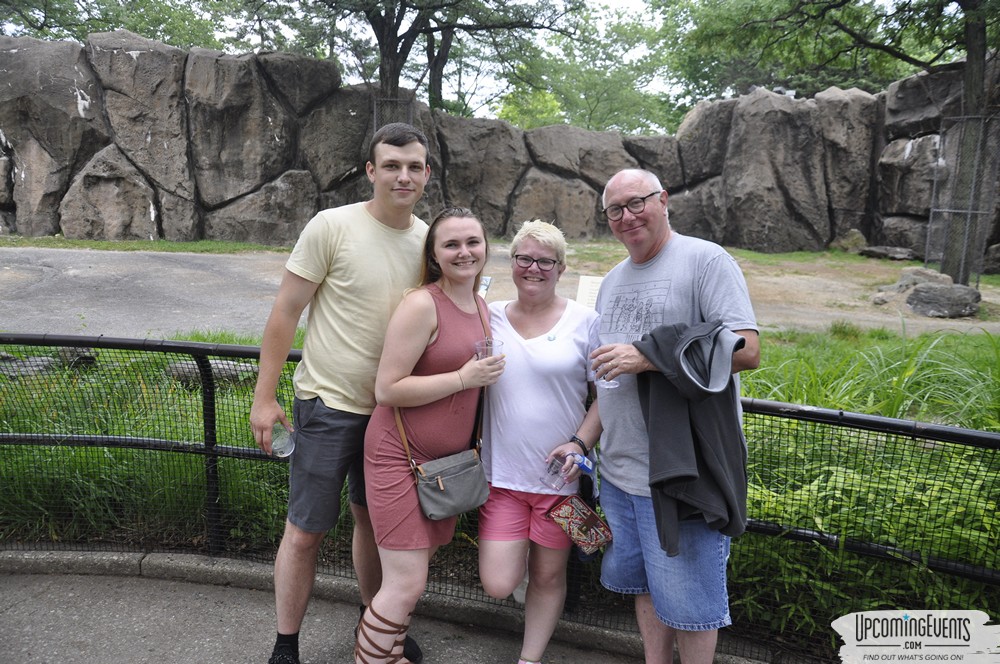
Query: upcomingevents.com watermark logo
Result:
<box><xmin>832</xmin><ymin>610</ymin><xmax>1000</xmax><ymax>663</ymax></box>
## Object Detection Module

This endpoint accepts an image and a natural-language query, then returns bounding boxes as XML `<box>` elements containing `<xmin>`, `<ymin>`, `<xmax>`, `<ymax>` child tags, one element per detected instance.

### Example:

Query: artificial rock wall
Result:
<box><xmin>2</xmin><ymin>30</ymin><xmax>999</xmax><ymax>265</ymax></box>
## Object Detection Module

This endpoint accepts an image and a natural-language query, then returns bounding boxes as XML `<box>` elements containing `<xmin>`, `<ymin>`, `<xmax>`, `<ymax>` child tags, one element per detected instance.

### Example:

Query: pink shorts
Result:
<box><xmin>478</xmin><ymin>485</ymin><xmax>572</xmax><ymax>550</ymax></box>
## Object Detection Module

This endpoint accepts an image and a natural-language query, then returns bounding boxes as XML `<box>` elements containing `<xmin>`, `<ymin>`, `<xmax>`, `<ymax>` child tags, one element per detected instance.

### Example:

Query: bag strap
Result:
<box><xmin>471</xmin><ymin>296</ymin><xmax>488</xmax><ymax>449</ymax></box>
<box><xmin>393</xmin><ymin>296</ymin><xmax>491</xmax><ymax>472</ymax></box>
<box><xmin>394</xmin><ymin>406</ymin><xmax>424</xmax><ymax>477</ymax></box>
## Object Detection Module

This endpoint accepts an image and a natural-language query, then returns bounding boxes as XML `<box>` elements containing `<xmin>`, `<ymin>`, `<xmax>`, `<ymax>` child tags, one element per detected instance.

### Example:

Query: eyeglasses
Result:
<box><xmin>602</xmin><ymin>191</ymin><xmax>662</xmax><ymax>222</ymax></box>
<box><xmin>512</xmin><ymin>254</ymin><xmax>560</xmax><ymax>271</ymax></box>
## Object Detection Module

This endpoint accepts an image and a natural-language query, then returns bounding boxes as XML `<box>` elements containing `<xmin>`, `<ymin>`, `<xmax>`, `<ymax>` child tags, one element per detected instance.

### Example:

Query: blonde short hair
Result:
<box><xmin>509</xmin><ymin>220</ymin><xmax>567</xmax><ymax>264</ymax></box>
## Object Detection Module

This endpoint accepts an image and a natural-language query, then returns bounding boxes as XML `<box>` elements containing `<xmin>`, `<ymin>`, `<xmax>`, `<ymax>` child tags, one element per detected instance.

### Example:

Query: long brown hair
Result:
<box><xmin>419</xmin><ymin>206</ymin><xmax>489</xmax><ymax>292</ymax></box>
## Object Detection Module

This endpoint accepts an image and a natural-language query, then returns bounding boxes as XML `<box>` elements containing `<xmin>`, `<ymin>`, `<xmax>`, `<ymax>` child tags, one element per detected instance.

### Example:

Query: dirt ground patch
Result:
<box><xmin>736</xmin><ymin>255</ymin><xmax>1000</xmax><ymax>336</ymax></box>
<box><xmin>485</xmin><ymin>245</ymin><xmax>1000</xmax><ymax>337</ymax></box>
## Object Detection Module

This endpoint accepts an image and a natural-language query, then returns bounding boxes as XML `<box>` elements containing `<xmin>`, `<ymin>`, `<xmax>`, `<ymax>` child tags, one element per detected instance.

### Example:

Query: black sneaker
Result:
<box><xmin>268</xmin><ymin>646</ymin><xmax>300</xmax><ymax>664</ymax></box>
<box><xmin>403</xmin><ymin>634</ymin><xmax>423</xmax><ymax>664</ymax></box>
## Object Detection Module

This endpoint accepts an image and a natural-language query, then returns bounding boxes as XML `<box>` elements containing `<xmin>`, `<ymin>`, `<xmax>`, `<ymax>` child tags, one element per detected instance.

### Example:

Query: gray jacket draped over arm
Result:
<box><xmin>632</xmin><ymin>321</ymin><xmax>748</xmax><ymax>556</ymax></box>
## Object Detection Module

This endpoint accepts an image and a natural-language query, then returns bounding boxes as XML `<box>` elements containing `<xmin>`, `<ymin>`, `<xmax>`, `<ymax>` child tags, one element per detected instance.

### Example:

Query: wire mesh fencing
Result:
<box><xmin>1</xmin><ymin>334</ymin><xmax>997</xmax><ymax>663</ymax></box>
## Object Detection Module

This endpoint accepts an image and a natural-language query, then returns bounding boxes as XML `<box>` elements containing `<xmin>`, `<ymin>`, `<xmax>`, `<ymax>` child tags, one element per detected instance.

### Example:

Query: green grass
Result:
<box><xmin>728</xmin><ymin>246</ymin><xmax>879</xmax><ymax>267</ymax></box>
<box><xmin>745</xmin><ymin>323</ymin><xmax>1000</xmax><ymax>430</ymax></box>
<box><xmin>175</xmin><ymin>323</ymin><xmax>1000</xmax><ymax>431</ymax></box>
<box><xmin>564</xmin><ymin>238</ymin><xmax>629</xmax><ymax>271</ymax></box>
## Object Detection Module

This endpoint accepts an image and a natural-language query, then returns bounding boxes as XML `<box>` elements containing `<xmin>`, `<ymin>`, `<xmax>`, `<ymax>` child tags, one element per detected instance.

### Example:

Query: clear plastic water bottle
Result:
<box><xmin>540</xmin><ymin>455</ymin><xmax>568</xmax><ymax>490</ymax></box>
<box><xmin>271</xmin><ymin>423</ymin><xmax>295</xmax><ymax>458</ymax></box>
<box><xmin>539</xmin><ymin>453</ymin><xmax>593</xmax><ymax>489</ymax></box>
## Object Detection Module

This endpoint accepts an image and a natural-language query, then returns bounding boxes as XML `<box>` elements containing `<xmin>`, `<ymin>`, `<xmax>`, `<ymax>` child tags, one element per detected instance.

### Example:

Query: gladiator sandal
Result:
<box><xmin>354</xmin><ymin>605</ymin><xmax>411</xmax><ymax>664</ymax></box>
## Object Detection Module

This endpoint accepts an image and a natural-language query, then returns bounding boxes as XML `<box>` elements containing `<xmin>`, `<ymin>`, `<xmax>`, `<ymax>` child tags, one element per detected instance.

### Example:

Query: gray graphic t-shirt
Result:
<box><xmin>594</xmin><ymin>233</ymin><xmax>758</xmax><ymax>497</ymax></box>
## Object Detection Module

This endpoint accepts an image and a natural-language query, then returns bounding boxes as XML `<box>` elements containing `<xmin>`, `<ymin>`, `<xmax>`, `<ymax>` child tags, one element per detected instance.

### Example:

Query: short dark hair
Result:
<box><xmin>368</xmin><ymin>123</ymin><xmax>429</xmax><ymax>165</ymax></box>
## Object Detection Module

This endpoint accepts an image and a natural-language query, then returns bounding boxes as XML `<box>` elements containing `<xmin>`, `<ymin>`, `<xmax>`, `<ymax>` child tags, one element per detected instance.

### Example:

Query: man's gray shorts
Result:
<box><xmin>287</xmin><ymin>397</ymin><xmax>370</xmax><ymax>533</ymax></box>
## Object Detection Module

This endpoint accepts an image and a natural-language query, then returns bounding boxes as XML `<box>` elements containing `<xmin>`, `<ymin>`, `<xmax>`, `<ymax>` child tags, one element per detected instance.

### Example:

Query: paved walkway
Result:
<box><xmin>0</xmin><ymin>551</ymin><xmax>768</xmax><ymax>664</ymax></box>
<box><xmin>1</xmin><ymin>551</ymin><xmax>654</xmax><ymax>664</ymax></box>
<box><xmin>0</xmin><ymin>246</ymin><xmax>530</xmax><ymax>340</ymax></box>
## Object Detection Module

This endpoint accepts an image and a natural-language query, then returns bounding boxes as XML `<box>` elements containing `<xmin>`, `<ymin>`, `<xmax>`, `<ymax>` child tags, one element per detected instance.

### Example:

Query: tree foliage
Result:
<box><xmin>495</xmin><ymin>6</ymin><xmax>680</xmax><ymax>135</ymax></box>
<box><xmin>267</xmin><ymin>0</ymin><xmax>583</xmax><ymax>102</ymax></box>
<box><xmin>653</xmin><ymin>0</ymin><xmax>1000</xmax><ymax>103</ymax></box>
<box><xmin>200</xmin><ymin>0</ymin><xmax>586</xmax><ymax>109</ymax></box>
<box><xmin>1</xmin><ymin>0</ymin><xmax>226</xmax><ymax>49</ymax></box>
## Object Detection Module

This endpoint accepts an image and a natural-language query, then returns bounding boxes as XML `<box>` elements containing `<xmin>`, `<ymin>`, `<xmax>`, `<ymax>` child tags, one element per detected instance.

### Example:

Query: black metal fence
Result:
<box><xmin>1</xmin><ymin>333</ymin><xmax>997</xmax><ymax>663</ymax></box>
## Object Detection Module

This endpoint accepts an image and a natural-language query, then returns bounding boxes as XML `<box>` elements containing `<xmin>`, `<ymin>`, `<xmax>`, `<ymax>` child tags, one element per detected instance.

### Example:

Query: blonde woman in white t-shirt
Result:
<box><xmin>478</xmin><ymin>220</ymin><xmax>603</xmax><ymax>664</ymax></box>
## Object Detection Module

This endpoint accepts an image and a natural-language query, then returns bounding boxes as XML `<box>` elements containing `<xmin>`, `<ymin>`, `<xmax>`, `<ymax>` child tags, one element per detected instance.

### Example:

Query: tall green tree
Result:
<box><xmin>285</xmin><ymin>0</ymin><xmax>583</xmax><ymax>103</ymax></box>
<box><xmin>425</xmin><ymin>31</ymin><xmax>509</xmax><ymax>117</ymax></box>
<box><xmin>495</xmin><ymin>7</ymin><xmax>679</xmax><ymax>134</ymax></box>
<box><xmin>215</xmin><ymin>0</ymin><xmax>583</xmax><ymax>109</ymax></box>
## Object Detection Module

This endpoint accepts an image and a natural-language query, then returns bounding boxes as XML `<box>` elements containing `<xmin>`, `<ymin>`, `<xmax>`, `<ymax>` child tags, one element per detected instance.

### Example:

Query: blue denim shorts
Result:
<box><xmin>287</xmin><ymin>397</ymin><xmax>369</xmax><ymax>533</ymax></box>
<box><xmin>599</xmin><ymin>479</ymin><xmax>732</xmax><ymax>631</ymax></box>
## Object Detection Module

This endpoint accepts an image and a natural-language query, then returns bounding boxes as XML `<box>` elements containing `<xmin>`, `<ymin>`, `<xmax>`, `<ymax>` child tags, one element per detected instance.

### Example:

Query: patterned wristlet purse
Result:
<box><xmin>547</xmin><ymin>494</ymin><xmax>613</xmax><ymax>555</ymax></box>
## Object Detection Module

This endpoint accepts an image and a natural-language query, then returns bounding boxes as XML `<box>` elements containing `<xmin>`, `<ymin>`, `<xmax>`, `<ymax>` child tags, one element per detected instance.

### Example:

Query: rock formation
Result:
<box><xmin>1</xmin><ymin>31</ymin><xmax>998</xmax><ymax>271</ymax></box>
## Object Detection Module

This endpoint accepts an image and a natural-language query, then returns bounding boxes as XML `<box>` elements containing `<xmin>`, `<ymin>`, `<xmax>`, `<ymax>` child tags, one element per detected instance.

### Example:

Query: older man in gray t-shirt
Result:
<box><xmin>590</xmin><ymin>168</ymin><xmax>759</xmax><ymax>664</ymax></box>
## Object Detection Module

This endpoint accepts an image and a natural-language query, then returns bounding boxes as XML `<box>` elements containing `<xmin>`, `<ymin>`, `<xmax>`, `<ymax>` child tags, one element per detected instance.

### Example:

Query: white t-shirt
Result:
<box><xmin>482</xmin><ymin>298</ymin><xmax>600</xmax><ymax>495</ymax></box>
<box><xmin>286</xmin><ymin>203</ymin><xmax>428</xmax><ymax>415</ymax></box>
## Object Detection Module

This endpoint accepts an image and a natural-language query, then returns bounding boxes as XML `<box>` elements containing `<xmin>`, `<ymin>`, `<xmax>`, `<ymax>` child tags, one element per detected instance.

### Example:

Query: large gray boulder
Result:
<box><xmin>10</xmin><ymin>136</ymin><xmax>72</xmax><ymax>237</ymax></box>
<box><xmin>723</xmin><ymin>89</ymin><xmax>829</xmax><ymax>252</ymax></box>
<box><xmin>86</xmin><ymin>31</ymin><xmax>197</xmax><ymax>241</ymax></box>
<box><xmin>60</xmin><ymin>144</ymin><xmax>157</xmax><ymax>240</ymax></box>
<box><xmin>509</xmin><ymin>168</ymin><xmax>599</xmax><ymax>239</ymax></box>
<box><xmin>205</xmin><ymin>170</ymin><xmax>318</xmax><ymax>245</ymax></box>
<box><xmin>622</xmin><ymin>134</ymin><xmax>683</xmax><ymax>191</ymax></box>
<box><xmin>436</xmin><ymin>113</ymin><xmax>529</xmax><ymax>236</ymax></box>
<box><xmin>675</xmin><ymin>98</ymin><xmax>738</xmax><ymax>185</ymax></box>
<box><xmin>668</xmin><ymin>180</ymin><xmax>726</xmax><ymax>245</ymax></box>
<box><xmin>257</xmin><ymin>51</ymin><xmax>342</xmax><ymax>116</ymax></box>
<box><xmin>0</xmin><ymin>36</ymin><xmax>110</xmax><ymax>235</ymax></box>
<box><xmin>815</xmin><ymin>87</ymin><xmax>882</xmax><ymax>241</ymax></box>
<box><xmin>884</xmin><ymin>64</ymin><xmax>964</xmax><ymax>140</ymax></box>
<box><xmin>525</xmin><ymin>125</ymin><xmax>638</xmax><ymax>192</ymax></box>
<box><xmin>185</xmin><ymin>48</ymin><xmax>295</xmax><ymax>207</ymax></box>
<box><xmin>878</xmin><ymin>135</ymin><xmax>940</xmax><ymax>217</ymax></box>
<box><xmin>300</xmin><ymin>85</ymin><xmax>373</xmax><ymax>191</ymax></box>
<box><xmin>906</xmin><ymin>282</ymin><xmax>981</xmax><ymax>318</ymax></box>
<box><xmin>877</xmin><ymin>216</ymin><xmax>928</xmax><ymax>259</ymax></box>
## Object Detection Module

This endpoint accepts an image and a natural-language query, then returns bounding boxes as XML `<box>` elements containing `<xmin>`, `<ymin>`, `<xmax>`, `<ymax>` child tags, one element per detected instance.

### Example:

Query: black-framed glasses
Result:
<box><xmin>602</xmin><ymin>191</ymin><xmax>662</xmax><ymax>222</ymax></box>
<box><xmin>512</xmin><ymin>254</ymin><xmax>560</xmax><ymax>271</ymax></box>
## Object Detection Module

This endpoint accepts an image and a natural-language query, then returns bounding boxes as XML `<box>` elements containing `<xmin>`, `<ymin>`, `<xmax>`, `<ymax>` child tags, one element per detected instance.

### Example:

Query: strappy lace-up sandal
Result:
<box><xmin>354</xmin><ymin>605</ymin><xmax>412</xmax><ymax>664</ymax></box>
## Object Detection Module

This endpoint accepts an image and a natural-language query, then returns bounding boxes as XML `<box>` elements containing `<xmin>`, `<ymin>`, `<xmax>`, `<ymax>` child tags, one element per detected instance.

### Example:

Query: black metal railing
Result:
<box><xmin>2</xmin><ymin>333</ymin><xmax>997</xmax><ymax>663</ymax></box>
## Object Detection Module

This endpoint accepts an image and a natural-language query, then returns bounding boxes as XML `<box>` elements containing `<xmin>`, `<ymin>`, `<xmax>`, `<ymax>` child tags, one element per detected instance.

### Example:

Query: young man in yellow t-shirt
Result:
<box><xmin>250</xmin><ymin>122</ymin><xmax>431</xmax><ymax>664</ymax></box>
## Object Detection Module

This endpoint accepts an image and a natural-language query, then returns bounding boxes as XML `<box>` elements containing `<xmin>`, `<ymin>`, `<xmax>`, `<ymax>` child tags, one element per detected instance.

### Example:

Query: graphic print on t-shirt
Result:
<box><xmin>600</xmin><ymin>279</ymin><xmax>670</xmax><ymax>340</ymax></box>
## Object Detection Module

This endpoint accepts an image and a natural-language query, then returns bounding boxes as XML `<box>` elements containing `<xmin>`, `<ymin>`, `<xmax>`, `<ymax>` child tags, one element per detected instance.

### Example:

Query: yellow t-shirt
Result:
<box><xmin>287</xmin><ymin>202</ymin><xmax>428</xmax><ymax>415</ymax></box>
